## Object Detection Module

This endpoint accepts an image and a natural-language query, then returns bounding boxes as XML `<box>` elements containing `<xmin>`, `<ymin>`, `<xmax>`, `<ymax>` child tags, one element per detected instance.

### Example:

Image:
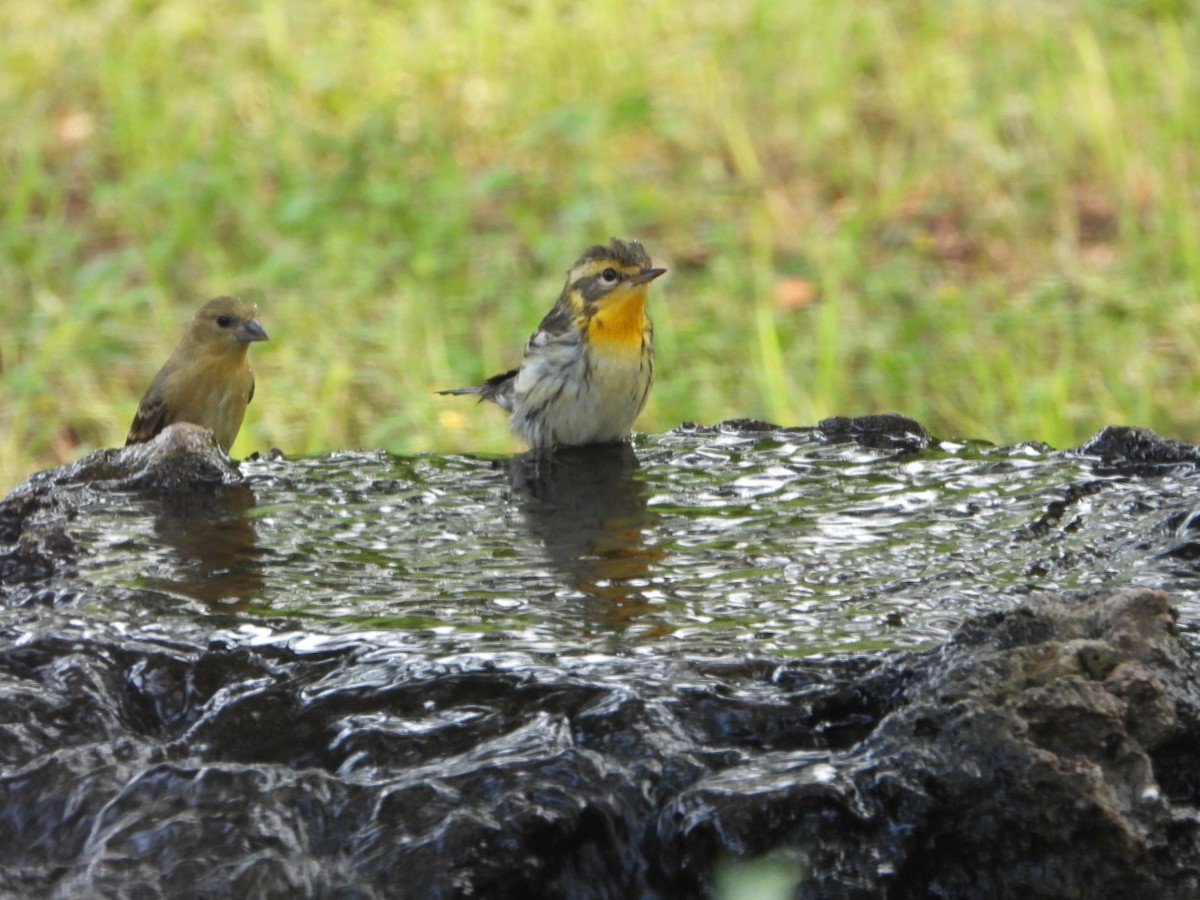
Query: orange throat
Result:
<box><xmin>586</xmin><ymin>288</ymin><xmax>648</xmax><ymax>354</ymax></box>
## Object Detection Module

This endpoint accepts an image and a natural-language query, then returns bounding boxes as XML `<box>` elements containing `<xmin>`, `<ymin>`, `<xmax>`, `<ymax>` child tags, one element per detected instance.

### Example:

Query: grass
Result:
<box><xmin>2</xmin><ymin>0</ymin><xmax>1199</xmax><ymax>491</ymax></box>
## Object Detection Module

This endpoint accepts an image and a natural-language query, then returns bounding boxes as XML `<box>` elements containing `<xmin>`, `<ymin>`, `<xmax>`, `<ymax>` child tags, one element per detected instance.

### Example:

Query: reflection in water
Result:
<box><xmin>509</xmin><ymin>444</ymin><xmax>664</xmax><ymax>632</ymax></box>
<box><xmin>65</xmin><ymin>426</ymin><xmax>1200</xmax><ymax>656</ymax></box>
<box><xmin>141</xmin><ymin>483</ymin><xmax>265</xmax><ymax>607</ymax></box>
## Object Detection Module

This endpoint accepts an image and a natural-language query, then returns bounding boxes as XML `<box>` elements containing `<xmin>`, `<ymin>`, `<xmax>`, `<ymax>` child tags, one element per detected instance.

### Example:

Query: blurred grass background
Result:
<box><xmin>2</xmin><ymin>0</ymin><xmax>1199</xmax><ymax>490</ymax></box>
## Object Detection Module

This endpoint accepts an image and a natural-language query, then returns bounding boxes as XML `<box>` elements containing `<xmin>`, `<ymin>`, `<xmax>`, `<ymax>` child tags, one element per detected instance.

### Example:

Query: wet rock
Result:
<box><xmin>4</xmin><ymin>423</ymin><xmax>243</xmax><ymax>498</ymax></box>
<box><xmin>5</xmin><ymin>421</ymin><xmax>1200</xmax><ymax>897</ymax></box>
<box><xmin>816</xmin><ymin>413</ymin><xmax>932</xmax><ymax>452</ymax></box>
<box><xmin>0</xmin><ymin>492</ymin><xmax>79</xmax><ymax>590</ymax></box>
<box><xmin>1077</xmin><ymin>425</ymin><xmax>1200</xmax><ymax>468</ymax></box>
<box><xmin>664</xmin><ymin>588</ymin><xmax>1200</xmax><ymax>899</ymax></box>
<box><xmin>0</xmin><ymin>424</ymin><xmax>243</xmax><ymax>596</ymax></box>
<box><xmin>0</xmin><ymin>589</ymin><xmax>1197</xmax><ymax>898</ymax></box>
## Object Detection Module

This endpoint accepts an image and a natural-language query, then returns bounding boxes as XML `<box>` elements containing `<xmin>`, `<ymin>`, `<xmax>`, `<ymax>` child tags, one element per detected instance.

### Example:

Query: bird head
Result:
<box><xmin>186</xmin><ymin>296</ymin><xmax>269</xmax><ymax>351</ymax></box>
<box><xmin>564</xmin><ymin>239</ymin><xmax>666</xmax><ymax>320</ymax></box>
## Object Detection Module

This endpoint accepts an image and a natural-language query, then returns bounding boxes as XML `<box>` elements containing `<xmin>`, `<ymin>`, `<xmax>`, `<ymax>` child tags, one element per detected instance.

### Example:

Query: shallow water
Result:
<box><xmin>6</xmin><ymin>421</ymin><xmax>1200</xmax><ymax>898</ymax></box>
<box><xmin>45</xmin><ymin>423</ymin><xmax>1200</xmax><ymax>656</ymax></box>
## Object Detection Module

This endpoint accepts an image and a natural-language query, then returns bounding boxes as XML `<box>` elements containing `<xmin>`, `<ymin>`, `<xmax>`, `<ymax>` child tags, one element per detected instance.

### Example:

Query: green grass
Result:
<box><xmin>2</xmin><ymin>0</ymin><xmax>1199</xmax><ymax>490</ymax></box>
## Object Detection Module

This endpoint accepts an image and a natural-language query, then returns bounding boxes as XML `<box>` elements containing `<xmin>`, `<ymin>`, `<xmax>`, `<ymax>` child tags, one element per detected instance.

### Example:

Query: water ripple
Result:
<box><xmin>36</xmin><ymin>428</ymin><xmax>1200</xmax><ymax>656</ymax></box>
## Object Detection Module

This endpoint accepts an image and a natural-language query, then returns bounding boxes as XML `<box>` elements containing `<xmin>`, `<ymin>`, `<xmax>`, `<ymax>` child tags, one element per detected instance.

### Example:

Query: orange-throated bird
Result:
<box><xmin>439</xmin><ymin>238</ymin><xmax>665</xmax><ymax>448</ymax></box>
<box><xmin>126</xmin><ymin>296</ymin><xmax>268</xmax><ymax>453</ymax></box>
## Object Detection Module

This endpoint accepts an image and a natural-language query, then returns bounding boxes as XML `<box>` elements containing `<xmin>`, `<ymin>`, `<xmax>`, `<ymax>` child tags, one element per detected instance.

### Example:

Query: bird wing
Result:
<box><xmin>436</xmin><ymin>299</ymin><xmax>575</xmax><ymax>412</ymax></box>
<box><xmin>524</xmin><ymin>301</ymin><xmax>575</xmax><ymax>353</ymax></box>
<box><xmin>125</xmin><ymin>391</ymin><xmax>172</xmax><ymax>446</ymax></box>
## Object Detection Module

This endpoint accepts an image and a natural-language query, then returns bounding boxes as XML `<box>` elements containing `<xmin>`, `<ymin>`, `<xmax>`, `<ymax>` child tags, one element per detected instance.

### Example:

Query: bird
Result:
<box><xmin>126</xmin><ymin>296</ymin><xmax>268</xmax><ymax>453</ymax></box>
<box><xmin>438</xmin><ymin>238</ymin><xmax>666</xmax><ymax>449</ymax></box>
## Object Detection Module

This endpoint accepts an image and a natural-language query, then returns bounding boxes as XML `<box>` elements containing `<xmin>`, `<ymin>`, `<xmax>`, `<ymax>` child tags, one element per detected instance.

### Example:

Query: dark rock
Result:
<box><xmin>5</xmin><ymin>423</ymin><xmax>1200</xmax><ymax>897</ymax></box>
<box><xmin>663</xmin><ymin>588</ymin><xmax>1200</xmax><ymax>899</ymax></box>
<box><xmin>817</xmin><ymin>413</ymin><xmax>932</xmax><ymax>452</ymax></box>
<box><xmin>0</xmin><ymin>492</ymin><xmax>79</xmax><ymax>589</ymax></box>
<box><xmin>0</xmin><ymin>588</ymin><xmax>1197</xmax><ymax>898</ymax></box>
<box><xmin>6</xmin><ymin>423</ymin><xmax>243</xmax><ymax>497</ymax></box>
<box><xmin>1076</xmin><ymin>425</ymin><xmax>1200</xmax><ymax>468</ymax></box>
<box><xmin>0</xmin><ymin>424</ymin><xmax>243</xmax><ymax>594</ymax></box>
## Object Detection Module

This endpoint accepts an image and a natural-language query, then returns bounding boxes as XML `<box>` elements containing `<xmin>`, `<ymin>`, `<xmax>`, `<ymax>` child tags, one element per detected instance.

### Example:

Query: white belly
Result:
<box><xmin>509</xmin><ymin>340</ymin><xmax>652</xmax><ymax>448</ymax></box>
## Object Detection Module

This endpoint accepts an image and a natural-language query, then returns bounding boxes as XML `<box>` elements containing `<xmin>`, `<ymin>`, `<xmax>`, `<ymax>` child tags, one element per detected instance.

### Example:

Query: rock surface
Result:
<box><xmin>1079</xmin><ymin>424</ymin><xmax>1200</xmax><ymax>467</ymax></box>
<box><xmin>0</xmin><ymin>424</ymin><xmax>241</xmax><ymax>598</ymax></box>
<box><xmin>666</xmin><ymin>587</ymin><xmax>1200</xmax><ymax>898</ymax></box>
<box><xmin>2</xmin><ymin>419</ymin><xmax>1200</xmax><ymax>897</ymax></box>
<box><xmin>0</xmin><ymin>588</ymin><xmax>1195</xmax><ymax>898</ymax></box>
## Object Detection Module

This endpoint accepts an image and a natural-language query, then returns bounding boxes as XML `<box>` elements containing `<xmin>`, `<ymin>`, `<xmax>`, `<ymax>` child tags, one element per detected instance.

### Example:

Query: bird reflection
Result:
<box><xmin>140</xmin><ymin>483</ymin><xmax>265</xmax><ymax>607</ymax></box>
<box><xmin>509</xmin><ymin>443</ymin><xmax>664</xmax><ymax>632</ymax></box>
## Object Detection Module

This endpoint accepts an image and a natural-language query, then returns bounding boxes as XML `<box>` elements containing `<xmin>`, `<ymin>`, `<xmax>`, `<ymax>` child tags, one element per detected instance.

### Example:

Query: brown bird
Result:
<box><xmin>126</xmin><ymin>296</ymin><xmax>268</xmax><ymax>453</ymax></box>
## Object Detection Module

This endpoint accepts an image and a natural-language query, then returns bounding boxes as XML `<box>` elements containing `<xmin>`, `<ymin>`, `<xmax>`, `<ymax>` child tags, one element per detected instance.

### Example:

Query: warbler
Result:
<box><xmin>439</xmin><ymin>238</ymin><xmax>665</xmax><ymax>448</ymax></box>
<box><xmin>126</xmin><ymin>296</ymin><xmax>268</xmax><ymax>453</ymax></box>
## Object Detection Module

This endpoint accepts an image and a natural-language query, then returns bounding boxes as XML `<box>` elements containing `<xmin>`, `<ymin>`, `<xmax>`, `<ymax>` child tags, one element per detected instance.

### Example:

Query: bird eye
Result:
<box><xmin>216</xmin><ymin>315</ymin><xmax>233</xmax><ymax>327</ymax></box>
<box><xmin>600</xmin><ymin>267</ymin><xmax>619</xmax><ymax>284</ymax></box>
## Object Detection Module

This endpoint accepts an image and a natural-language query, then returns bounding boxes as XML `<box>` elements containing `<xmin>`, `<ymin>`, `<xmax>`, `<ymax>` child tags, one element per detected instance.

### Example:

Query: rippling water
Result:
<box><xmin>7</xmin><ymin>421</ymin><xmax>1200</xmax><ymax>898</ymax></box>
<box><xmin>59</xmin><ymin>423</ymin><xmax>1200</xmax><ymax>657</ymax></box>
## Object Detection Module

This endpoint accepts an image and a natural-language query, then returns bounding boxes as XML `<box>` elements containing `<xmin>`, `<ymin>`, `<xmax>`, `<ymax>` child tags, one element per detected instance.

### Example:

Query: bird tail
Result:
<box><xmin>436</xmin><ymin>369</ymin><xmax>518</xmax><ymax>412</ymax></box>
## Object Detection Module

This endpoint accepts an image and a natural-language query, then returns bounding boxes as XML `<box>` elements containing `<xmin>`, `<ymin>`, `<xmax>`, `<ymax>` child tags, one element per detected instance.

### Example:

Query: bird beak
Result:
<box><xmin>630</xmin><ymin>267</ymin><xmax>666</xmax><ymax>286</ymax></box>
<box><xmin>238</xmin><ymin>319</ymin><xmax>269</xmax><ymax>343</ymax></box>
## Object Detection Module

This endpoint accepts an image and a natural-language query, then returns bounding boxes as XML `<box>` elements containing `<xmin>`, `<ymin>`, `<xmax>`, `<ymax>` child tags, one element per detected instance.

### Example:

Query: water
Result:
<box><xmin>50</xmin><ymin>423</ymin><xmax>1200</xmax><ymax>656</ymax></box>
<box><xmin>5</xmin><ymin>421</ymin><xmax>1200</xmax><ymax>898</ymax></box>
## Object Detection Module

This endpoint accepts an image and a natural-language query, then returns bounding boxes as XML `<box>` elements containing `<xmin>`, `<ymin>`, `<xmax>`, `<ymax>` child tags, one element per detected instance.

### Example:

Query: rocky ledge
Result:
<box><xmin>1</xmin><ymin>419</ymin><xmax>1199</xmax><ymax>897</ymax></box>
<box><xmin>0</xmin><ymin>423</ymin><xmax>241</xmax><ymax>594</ymax></box>
<box><xmin>0</xmin><ymin>587</ymin><xmax>1193</xmax><ymax>897</ymax></box>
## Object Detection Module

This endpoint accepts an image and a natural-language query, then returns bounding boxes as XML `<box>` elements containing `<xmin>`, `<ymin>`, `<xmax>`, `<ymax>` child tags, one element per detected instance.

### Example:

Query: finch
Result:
<box><xmin>439</xmin><ymin>238</ymin><xmax>665</xmax><ymax>448</ymax></box>
<box><xmin>126</xmin><ymin>296</ymin><xmax>268</xmax><ymax>453</ymax></box>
